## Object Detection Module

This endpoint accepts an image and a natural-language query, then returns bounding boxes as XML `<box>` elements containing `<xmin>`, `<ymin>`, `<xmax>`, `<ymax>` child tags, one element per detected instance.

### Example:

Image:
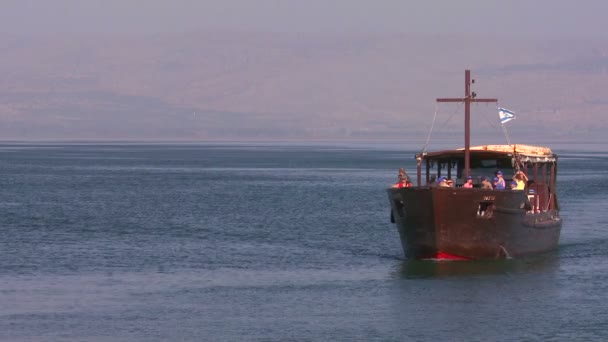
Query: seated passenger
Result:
<box><xmin>494</xmin><ymin>170</ymin><xmax>506</xmax><ymax>190</ymax></box>
<box><xmin>446</xmin><ymin>179</ymin><xmax>455</xmax><ymax>187</ymax></box>
<box><xmin>437</xmin><ymin>176</ymin><xmax>451</xmax><ymax>187</ymax></box>
<box><xmin>463</xmin><ymin>176</ymin><xmax>474</xmax><ymax>188</ymax></box>
<box><xmin>480</xmin><ymin>176</ymin><xmax>493</xmax><ymax>189</ymax></box>
<box><xmin>509</xmin><ymin>180</ymin><xmax>518</xmax><ymax>190</ymax></box>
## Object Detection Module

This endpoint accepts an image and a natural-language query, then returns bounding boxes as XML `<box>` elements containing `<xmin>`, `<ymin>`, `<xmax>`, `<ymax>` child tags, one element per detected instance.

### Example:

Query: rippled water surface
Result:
<box><xmin>0</xmin><ymin>143</ymin><xmax>607</xmax><ymax>341</ymax></box>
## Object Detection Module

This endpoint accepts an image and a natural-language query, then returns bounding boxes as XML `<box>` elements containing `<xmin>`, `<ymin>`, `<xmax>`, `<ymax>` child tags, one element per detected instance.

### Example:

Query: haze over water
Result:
<box><xmin>0</xmin><ymin>143</ymin><xmax>606</xmax><ymax>341</ymax></box>
<box><xmin>2</xmin><ymin>1</ymin><xmax>608</xmax><ymax>141</ymax></box>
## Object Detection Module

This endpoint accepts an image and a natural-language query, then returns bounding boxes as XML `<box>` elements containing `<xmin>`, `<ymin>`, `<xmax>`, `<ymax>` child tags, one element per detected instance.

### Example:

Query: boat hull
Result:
<box><xmin>388</xmin><ymin>187</ymin><xmax>561</xmax><ymax>259</ymax></box>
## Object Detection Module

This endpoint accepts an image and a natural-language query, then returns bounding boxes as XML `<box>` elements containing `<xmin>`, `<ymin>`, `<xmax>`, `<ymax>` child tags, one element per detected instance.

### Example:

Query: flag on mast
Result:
<box><xmin>498</xmin><ymin>108</ymin><xmax>515</xmax><ymax>124</ymax></box>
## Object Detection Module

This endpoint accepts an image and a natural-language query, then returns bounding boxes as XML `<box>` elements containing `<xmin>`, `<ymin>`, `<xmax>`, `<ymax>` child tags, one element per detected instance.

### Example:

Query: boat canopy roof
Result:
<box><xmin>416</xmin><ymin>144</ymin><xmax>557</xmax><ymax>163</ymax></box>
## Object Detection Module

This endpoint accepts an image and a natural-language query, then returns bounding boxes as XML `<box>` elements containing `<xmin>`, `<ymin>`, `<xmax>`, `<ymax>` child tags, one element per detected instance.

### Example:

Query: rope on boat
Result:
<box><xmin>421</xmin><ymin>102</ymin><xmax>439</xmax><ymax>153</ymax></box>
<box><xmin>498</xmin><ymin>245</ymin><xmax>512</xmax><ymax>259</ymax></box>
<box><xmin>421</xmin><ymin>102</ymin><xmax>462</xmax><ymax>153</ymax></box>
<box><xmin>501</xmin><ymin>123</ymin><xmax>512</xmax><ymax>146</ymax></box>
<box><xmin>545</xmin><ymin>193</ymin><xmax>553</xmax><ymax>211</ymax></box>
<box><xmin>481</xmin><ymin>103</ymin><xmax>500</xmax><ymax>129</ymax></box>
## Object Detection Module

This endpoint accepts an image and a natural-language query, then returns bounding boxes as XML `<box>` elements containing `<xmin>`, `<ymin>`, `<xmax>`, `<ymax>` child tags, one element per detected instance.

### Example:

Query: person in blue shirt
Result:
<box><xmin>494</xmin><ymin>170</ymin><xmax>506</xmax><ymax>190</ymax></box>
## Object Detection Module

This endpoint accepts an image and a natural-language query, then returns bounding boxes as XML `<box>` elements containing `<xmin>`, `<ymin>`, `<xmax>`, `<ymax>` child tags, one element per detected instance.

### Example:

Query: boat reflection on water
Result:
<box><xmin>394</xmin><ymin>252</ymin><xmax>559</xmax><ymax>279</ymax></box>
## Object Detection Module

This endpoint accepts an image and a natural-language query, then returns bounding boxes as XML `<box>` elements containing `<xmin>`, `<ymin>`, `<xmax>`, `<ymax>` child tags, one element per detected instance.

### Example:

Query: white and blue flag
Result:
<box><xmin>498</xmin><ymin>108</ymin><xmax>515</xmax><ymax>124</ymax></box>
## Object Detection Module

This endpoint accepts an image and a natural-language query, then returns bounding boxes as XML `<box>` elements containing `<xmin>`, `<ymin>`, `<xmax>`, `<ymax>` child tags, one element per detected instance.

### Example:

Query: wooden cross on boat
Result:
<box><xmin>436</xmin><ymin>70</ymin><xmax>497</xmax><ymax>177</ymax></box>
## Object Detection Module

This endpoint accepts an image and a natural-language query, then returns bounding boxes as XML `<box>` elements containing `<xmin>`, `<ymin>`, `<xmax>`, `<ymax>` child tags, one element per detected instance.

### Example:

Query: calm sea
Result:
<box><xmin>0</xmin><ymin>142</ymin><xmax>607</xmax><ymax>341</ymax></box>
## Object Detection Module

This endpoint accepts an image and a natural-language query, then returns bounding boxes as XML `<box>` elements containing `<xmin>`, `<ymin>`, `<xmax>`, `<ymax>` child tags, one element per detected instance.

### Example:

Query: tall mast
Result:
<box><xmin>436</xmin><ymin>70</ymin><xmax>497</xmax><ymax>177</ymax></box>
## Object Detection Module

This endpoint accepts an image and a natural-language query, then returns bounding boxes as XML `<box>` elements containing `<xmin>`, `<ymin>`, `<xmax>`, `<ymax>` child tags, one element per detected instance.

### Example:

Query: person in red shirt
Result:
<box><xmin>392</xmin><ymin>177</ymin><xmax>411</xmax><ymax>188</ymax></box>
<box><xmin>463</xmin><ymin>175</ymin><xmax>474</xmax><ymax>188</ymax></box>
<box><xmin>392</xmin><ymin>168</ymin><xmax>412</xmax><ymax>188</ymax></box>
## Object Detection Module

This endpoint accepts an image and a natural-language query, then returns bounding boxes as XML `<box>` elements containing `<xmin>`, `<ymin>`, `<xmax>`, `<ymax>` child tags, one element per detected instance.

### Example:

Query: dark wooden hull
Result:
<box><xmin>388</xmin><ymin>187</ymin><xmax>562</xmax><ymax>259</ymax></box>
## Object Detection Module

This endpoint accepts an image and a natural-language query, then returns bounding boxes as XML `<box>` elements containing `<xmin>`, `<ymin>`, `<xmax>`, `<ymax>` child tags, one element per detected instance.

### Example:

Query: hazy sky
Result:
<box><xmin>3</xmin><ymin>0</ymin><xmax>608</xmax><ymax>38</ymax></box>
<box><xmin>1</xmin><ymin>0</ymin><xmax>607</xmax><ymax>140</ymax></box>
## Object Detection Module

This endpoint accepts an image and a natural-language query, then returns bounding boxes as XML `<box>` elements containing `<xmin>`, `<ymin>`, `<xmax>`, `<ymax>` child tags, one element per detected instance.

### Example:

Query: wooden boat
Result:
<box><xmin>387</xmin><ymin>70</ymin><xmax>561</xmax><ymax>260</ymax></box>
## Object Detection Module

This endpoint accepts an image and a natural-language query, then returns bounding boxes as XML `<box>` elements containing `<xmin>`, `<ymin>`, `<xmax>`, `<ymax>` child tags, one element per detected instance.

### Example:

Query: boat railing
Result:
<box><xmin>527</xmin><ymin>182</ymin><xmax>555</xmax><ymax>213</ymax></box>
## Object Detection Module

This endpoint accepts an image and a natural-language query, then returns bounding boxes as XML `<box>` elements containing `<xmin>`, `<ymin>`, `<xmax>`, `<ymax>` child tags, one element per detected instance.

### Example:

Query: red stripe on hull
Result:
<box><xmin>435</xmin><ymin>251</ymin><xmax>470</xmax><ymax>260</ymax></box>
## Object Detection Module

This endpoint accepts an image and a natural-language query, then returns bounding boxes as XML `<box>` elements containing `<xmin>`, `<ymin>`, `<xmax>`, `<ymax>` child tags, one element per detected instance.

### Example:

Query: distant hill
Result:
<box><xmin>0</xmin><ymin>31</ymin><xmax>607</xmax><ymax>141</ymax></box>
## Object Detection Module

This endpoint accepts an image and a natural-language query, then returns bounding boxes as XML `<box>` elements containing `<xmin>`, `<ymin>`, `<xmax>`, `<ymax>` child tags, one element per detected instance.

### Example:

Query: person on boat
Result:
<box><xmin>398</xmin><ymin>168</ymin><xmax>406</xmax><ymax>180</ymax></box>
<box><xmin>494</xmin><ymin>171</ymin><xmax>506</xmax><ymax>190</ymax></box>
<box><xmin>513</xmin><ymin>170</ymin><xmax>528</xmax><ymax>190</ymax></box>
<box><xmin>392</xmin><ymin>177</ymin><xmax>411</xmax><ymax>188</ymax></box>
<box><xmin>446</xmin><ymin>179</ymin><xmax>455</xmax><ymax>187</ymax></box>
<box><xmin>509</xmin><ymin>180</ymin><xmax>518</xmax><ymax>190</ymax></box>
<box><xmin>437</xmin><ymin>177</ymin><xmax>451</xmax><ymax>187</ymax></box>
<box><xmin>391</xmin><ymin>169</ymin><xmax>411</xmax><ymax>188</ymax></box>
<box><xmin>480</xmin><ymin>176</ymin><xmax>493</xmax><ymax>189</ymax></box>
<box><xmin>463</xmin><ymin>175</ymin><xmax>474</xmax><ymax>188</ymax></box>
